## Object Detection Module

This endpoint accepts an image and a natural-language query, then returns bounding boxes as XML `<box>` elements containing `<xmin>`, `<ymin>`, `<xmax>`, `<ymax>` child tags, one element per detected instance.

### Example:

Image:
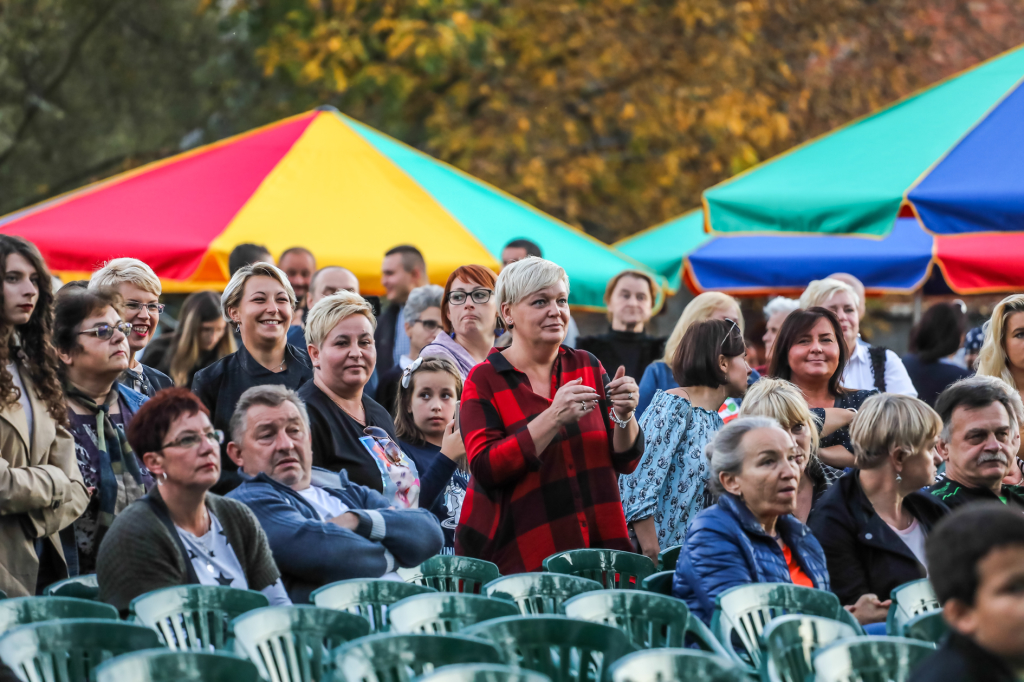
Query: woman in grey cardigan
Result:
<box><xmin>96</xmin><ymin>388</ymin><xmax>289</xmax><ymax>614</ymax></box>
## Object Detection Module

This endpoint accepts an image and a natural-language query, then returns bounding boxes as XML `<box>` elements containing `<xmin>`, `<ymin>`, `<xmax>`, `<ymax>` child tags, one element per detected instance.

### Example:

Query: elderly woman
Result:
<box><xmin>89</xmin><ymin>258</ymin><xmax>173</xmax><ymax>397</ymax></box>
<box><xmin>298</xmin><ymin>291</ymin><xmax>399</xmax><ymax>492</ymax></box>
<box><xmin>809</xmin><ymin>394</ymin><xmax>947</xmax><ymax>626</ymax></box>
<box><xmin>619</xmin><ymin>319</ymin><xmax>749</xmax><ymax>564</ymax></box>
<box><xmin>377</xmin><ymin>284</ymin><xmax>445</xmax><ymax>416</ymax></box>
<box><xmin>420</xmin><ymin>265</ymin><xmax>499</xmax><ymax>379</ymax></box>
<box><xmin>578</xmin><ymin>270</ymin><xmax>664</xmax><ymax>382</ymax></box>
<box><xmin>672</xmin><ymin>417</ymin><xmax>829</xmax><ymax>623</ymax></box>
<box><xmin>801</xmin><ymin>278</ymin><xmax>916</xmax><ymax>397</ymax></box>
<box><xmin>0</xmin><ymin>236</ymin><xmax>89</xmax><ymax>597</ymax></box>
<box><xmin>97</xmin><ymin>389</ymin><xmax>288</xmax><ymax>614</ymax></box>
<box><xmin>455</xmin><ymin>256</ymin><xmax>644</xmax><ymax>573</ymax></box>
<box><xmin>192</xmin><ymin>263</ymin><xmax>312</xmax><ymax>493</ymax></box>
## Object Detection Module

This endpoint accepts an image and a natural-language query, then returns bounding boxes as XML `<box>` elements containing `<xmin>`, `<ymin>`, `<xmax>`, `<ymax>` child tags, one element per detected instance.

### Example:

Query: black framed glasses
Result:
<box><xmin>124</xmin><ymin>301</ymin><xmax>166</xmax><ymax>315</ymax></box>
<box><xmin>160</xmin><ymin>430</ymin><xmax>224</xmax><ymax>451</ymax></box>
<box><xmin>364</xmin><ymin>426</ymin><xmax>404</xmax><ymax>464</ymax></box>
<box><xmin>78</xmin><ymin>322</ymin><xmax>132</xmax><ymax>340</ymax></box>
<box><xmin>413</xmin><ymin>319</ymin><xmax>441</xmax><ymax>331</ymax></box>
<box><xmin>447</xmin><ymin>289</ymin><xmax>493</xmax><ymax>306</ymax></box>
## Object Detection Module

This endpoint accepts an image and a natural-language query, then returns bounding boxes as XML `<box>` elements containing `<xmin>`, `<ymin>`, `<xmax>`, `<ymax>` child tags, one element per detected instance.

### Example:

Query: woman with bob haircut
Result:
<box><xmin>619</xmin><ymin>319</ymin><xmax>748</xmax><ymax>563</ymax></box>
<box><xmin>672</xmin><ymin>416</ymin><xmax>829</xmax><ymax>623</ymax></box>
<box><xmin>143</xmin><ymin>291</ymin><xmax>235</xmax><ymax>388</ymax></box>
<box><xmin>420</xmin><ymin>264</ymin><xmax>499</xmax><ymax>379</ymax></box>
<box><xmin>455</xmin><ymin>256</ymin><xmax>644</xmax><ymax>574</ymax></box>
<box><xmin>578</xmin><ymin>269</ymin><xmax>664</xmax><ymax>384</ymax></box>
<box><xmin>902</xmin><ymin>302</ymin><xmax>972</xmax><ymax>407</ymax></box>
<box><xmin>192</xmin><ymin>263</ymin><xmax>312</xmax><ymax>493</ymax></box>
<box><xmin>809</xmin><ymin>393</ymin><xmax>947</xmax><ymax>626</ymax></box>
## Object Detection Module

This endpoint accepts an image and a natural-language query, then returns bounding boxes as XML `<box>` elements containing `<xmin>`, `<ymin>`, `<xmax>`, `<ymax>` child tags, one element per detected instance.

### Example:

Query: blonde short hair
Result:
<box><xmin>850</xmin><ymin>393</ymin><xmax>941</xmax><ymax>469</ymax></box>
<box><xmin>977</xmin><ymin>294</ymin><xmax>1024</xmax><ymax>390</ymax></box>
<box><xmin>495</xmin><ymin>256</ymin><xmax>570</xmax><ymax>308</ymax></box>
<box><xmin>305</xmin><ymin>290</ymin><xmax>377</xmax><ymax>349</ymax></box>
<box><xmin>739</xmin><ymin>377</ymin><xmax>820</xmax><ymax>455</ymax></box>
<box><xmin>662</xmin><ymin>292</ymin><xmax>743</xmax><ymax>364</ymax></box>
<box><xmin>221</xmin><ymin>262</ymin><xmax>296</xmax><ymax>319</ymax></box>
<box><xmin>799</xmin><ymin>278</ymin><xmax>860</xmax><ymax>311</ymax></box>
<box><xmin>89</xmin><ymin>257</ymin><xmax>161</xmax><ymax>296</ymax></box>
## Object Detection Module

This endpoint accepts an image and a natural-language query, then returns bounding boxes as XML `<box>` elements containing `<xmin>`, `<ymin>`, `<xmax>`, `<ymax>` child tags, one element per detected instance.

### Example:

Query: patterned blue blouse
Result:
<box><xmin>619</xmin><ymin>390</ymin><xmax>724</xmax><ymax>549</ymax></box>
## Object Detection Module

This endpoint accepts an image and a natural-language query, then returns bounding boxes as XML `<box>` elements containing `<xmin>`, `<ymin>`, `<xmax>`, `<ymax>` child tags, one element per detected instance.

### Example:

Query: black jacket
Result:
<box><xmin>576</xmin><ymin>329</ymin><xmax>665</xmax><ymax>383</ymax></box>
<box><xmin>927</xmin><ymin>476</ymin><xmax>1024</xmax><ymax>510</ymax></box>
<box><xmin>901</xmin><ymin>354</ymin><xmax>972</xmax><ymax>408</ymax></box>
<box><xmin>808</xmin><ymin>471</ymin><xmax>949</xmax><ymax>605</ymax></box>
<box><xmin>118</xmin><ymin>363</ymin><xmax>173</xmax><ymax>397</ymax></box>
<box><xmin>374</xmin><ymin>303</ymin><xmax>400</xmax><ymax>374</ymax></box>
<box><xmin>909</xmin><ymin>631</ymin><xmax>1018</xmax><ymax>682</ymax></box>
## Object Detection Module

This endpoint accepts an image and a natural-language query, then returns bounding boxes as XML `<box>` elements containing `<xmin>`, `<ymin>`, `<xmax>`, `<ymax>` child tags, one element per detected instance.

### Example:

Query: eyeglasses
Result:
<box><xmin>413</xmin><ymin>319</ymin><xmax>441</xmax><ymax>331</ymax></box>
<box><xmin>364</xmin><ymin>426</ymin><xmax>405</xmax><ymax>464</ymax></box>
<box><xmin>720</xmin><ymin>319</ymin><xmax>739</xmax><ymax>350</ymax></box>
<box><xmin>160</xmin><ymin>430</ymin><xmax>224</xmax><ymax>451</ymax></box>
<box><xmin>124</xmin><ymin>301</ymin><xmax>166</xmax><ymax>315</ymax></box>
<box><xmin>447</xmin><ymin>289</ymin><xmax>493</xmax><ymax>306</ymax></box>
<box><xmin>78</xmin><ymin>322</ymin><xmax>132</xmax><ymax>340</ymax></box>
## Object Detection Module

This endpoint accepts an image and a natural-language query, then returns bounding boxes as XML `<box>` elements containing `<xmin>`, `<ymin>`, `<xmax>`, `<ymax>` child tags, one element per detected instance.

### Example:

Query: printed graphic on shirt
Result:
<box><xmin>359</xmin><ymin>436</ymin><xmax>421</xmax><ymax>509</ymax></box>
<box><xmin>441</xmin><ymin>472</ymin><xmax>469</xmax><ymax>530</ymax></box>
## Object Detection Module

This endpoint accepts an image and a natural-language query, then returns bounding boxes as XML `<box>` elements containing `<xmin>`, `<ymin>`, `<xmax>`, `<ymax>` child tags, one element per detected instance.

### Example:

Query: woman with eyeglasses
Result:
<box><xmin>97</xmin><ymin>388</ymin><xmax>289</xmax><ymax>615</ymax></box>
<box><xmin>89</xmin><ymin>258</ymin><xmax>173</xmax><ymax>397</ymax></box>
<box><xmin>376</xmin><ymin>285</ymin><xmax>444</xmax><ymax>417</ymax></box>
<box><xmin>54</xmin><ymin>286</ymin><xmax>153</xmax><ymax>575</ymax></box>
<box><xmin>420</xmin><ymin>265</ymin><xmax>499</xmax><ymax>379</ymax></box>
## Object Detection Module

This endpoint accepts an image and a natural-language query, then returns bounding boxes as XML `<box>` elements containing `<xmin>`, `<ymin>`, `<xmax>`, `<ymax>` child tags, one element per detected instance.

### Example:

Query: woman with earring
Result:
<box><xmin>0</xmin><ymin>236</ymin><xmax>89</xmax><ymax>597</ymax></box>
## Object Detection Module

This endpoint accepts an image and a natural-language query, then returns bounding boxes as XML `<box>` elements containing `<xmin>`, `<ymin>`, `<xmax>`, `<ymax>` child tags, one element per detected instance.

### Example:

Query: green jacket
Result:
<box><xmin>927</xmin><ymin>477</ymin><xmax>1024</xmax><ymax>510</ymax></box>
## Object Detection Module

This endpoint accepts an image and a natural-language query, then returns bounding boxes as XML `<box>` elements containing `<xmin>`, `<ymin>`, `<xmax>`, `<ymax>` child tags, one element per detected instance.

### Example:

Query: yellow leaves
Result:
<box><xmin>388</xmin><ymin>33</ymin><xmax>416</xmax><ymax>59</ymax></box>
<box><xmin>620</xmin><ymin>103</ymin><xmax>636</xmax><ymax>120</ymax></box>
<box><xmin>517</xmin><ymin>117</ymin><xmax>530</xmax><ymax>132</ymax></box>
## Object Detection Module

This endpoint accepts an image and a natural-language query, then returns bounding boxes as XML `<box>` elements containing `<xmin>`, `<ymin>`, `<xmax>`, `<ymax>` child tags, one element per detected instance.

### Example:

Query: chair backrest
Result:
<box><xmin>901</xmin><ymin>611</ymin><xmax>948</xmax><ymax>644</ymax></box>
<box><xmin>608</xmin><ymin>648</ymin><xmax>747</xmax><ymax>682</ymax></box>
<box><xmin>311</xmin><ymin>579</ymin><xmax>435</xmax><ymax>633</ymax></box>
<box><xmin>638</xmin><ymin>571</ymin><xmax>673</xmax><ymax>596</ymax></box>
<box><xmin>542</xmin><ymin>550</ymin><xmax>655</xmax><ymax>589</ymax></box>
<box><xmin>0</xmin><ymin>597</ymin><xmax>118</xmax><ymax>636</ymax></box>
<box><xmin>231</xmin><ymin>605</ymin><xmax>370</xmax><ymax>682</ymax></box>
<box><xmin>463</xmin><ymin>615</ymin><xmax>637</xmax><ymax>682</ymax></box>
<box><xmin>812</xmin><ymin>636</ymin><xmax>936</xmax><ymax>682</ymax></box>
<box><xmin>401</xmin><ymin>557</ymin><xmax>501</xmax><ymax>595</ymax></box>
<box><xmin>762</xmin><ymin>614</ymin><xmax>859</xmax><ymax>682</ymax></box>
<box><xmin>129</xmin><ymin>585</ymin><xmax>269</xmax><ymax>651</ymax></box>
<box><xmin>711</xmin><ymin>583</ymin><xmax>857</xmax><ymax>671</ymax></box>
<box><xmin>656</xmin><ymin>546</ymin><xmax>682</xmax><ymax>572</ymax></box>
<box><xmin>0</xmin><ymin>618</ymin><xmax>164</xmax><ymax>682</ymax></box>
<box><xmin>332</xmin><ymin>632</ymin><xmax>503</xmax><ymax>682</ymax></box>
<box><xmin>94</xmin><ymin>650</ymin><xmax>260</xmax><ymax>682</ymax></box>
<box><xmin>386</xmin><ymin>593</ymin><xmax>519</xmax><ymax>634</ymax></box>
<box><xmin>886</xmin><ymin>579</ymin><xmax>940</xmax><ymax>636</ymax></box>
<box><xmin>417</xmin><ymin>664</ymin><xmax>552</xmax><ymax>682</ymax></box>
<box><xmin>482</xmin><ymin>574</ymin><xmax>603</xmax><ymax>615</ymax></box>
<box><xmin>42</xmin><ymin>575</ymin><xmax>99</xmax><ymax>601</ymax></box>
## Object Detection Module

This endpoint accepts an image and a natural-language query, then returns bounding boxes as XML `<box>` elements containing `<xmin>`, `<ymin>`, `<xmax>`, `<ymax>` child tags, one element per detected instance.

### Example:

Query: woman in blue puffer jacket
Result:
<box><xmin>673</xmin><ymin>416</ymin><xmax>830</xmax><ymax>623</ymax></box>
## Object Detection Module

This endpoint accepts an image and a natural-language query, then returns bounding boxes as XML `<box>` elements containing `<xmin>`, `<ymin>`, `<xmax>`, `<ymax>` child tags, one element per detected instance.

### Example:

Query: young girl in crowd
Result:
<box><xmin>394</xmin><ymin>356</ymin><xmax>468</xmax><ymax>554</ymax></box>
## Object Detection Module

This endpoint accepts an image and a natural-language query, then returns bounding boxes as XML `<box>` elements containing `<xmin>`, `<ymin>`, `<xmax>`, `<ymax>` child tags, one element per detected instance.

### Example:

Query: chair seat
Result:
<box><xmin>812</xmin><ymin>636</ymin><xmax>936</xmax><ymax>682</ymax></box>
<box><xmin>386</xmin><ymin>593</ymin><xmax>520</xmax><ymax>634</ymax></box>
<box><xmin>130</xmin><ymin>585</ymin><xmax>269</xmax><ymax>651</ymax></box>
<box><xmin>0</xmin><ymin>596</ymin><xmax>118</xmax><ymax>636</ymax></box>
<box><xmin>94</xmin><ymin>650</ymin><xmax>261</xmax><ymax>682</ymax></box>
<box><xmin>542</xmin><ymin>550</ymin><xmax>655</xmax><ymax>589</ymax></box>
<box><xmin>482</xmin><ymin>574</ymin><xmax>603</xmax><ymax>615</ymax></box>
<box><xmin>608</xmin><ymin>648</ymin><xmax>746</xmax><ymax>682</ymax></box>
<box><xmin>401</xmin><ymin>556</ymin><xmax>501</xmax><ymax>595</ymax></box>
<box><xmin>311</xmin><ymin>578</ymin><xmax>436</xmax><ymax>633</ymax></box>
<box><xmin>331</xmin><ymin>632</ymin><xmax>504</xmax><ymax>682</ymax></box>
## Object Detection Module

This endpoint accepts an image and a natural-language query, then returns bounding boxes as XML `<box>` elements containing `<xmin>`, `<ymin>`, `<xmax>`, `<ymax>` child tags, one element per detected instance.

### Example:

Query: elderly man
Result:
<box><xmin>226</xmin><ymin>385</ymin><xmax>443</xmax><ymax>603</ymax></box>
<box><xmin>929</xmin><ymin>376</ymin><xmax>1024</xmax><ymax>509</ymax></box>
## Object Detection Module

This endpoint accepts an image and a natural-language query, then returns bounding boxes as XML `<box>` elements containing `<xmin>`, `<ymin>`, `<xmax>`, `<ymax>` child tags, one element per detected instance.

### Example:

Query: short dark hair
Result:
<box><xmin>126</xmin><ymin>388</ymin><xmax>210</xmax><ymax>456</ymax></box>
<box><xmin>53</xmin><ymin>287</ymin><xmax>123</xmax><ymax>357</ymax></box>
<box><xmin>927</xmin><ymin>503</ymin><xmax>1024</xmax><ymax>606</ymax></box>
<box><xmin>504</xmin><ymin>239</ymin><xmax>542</xmax><ymax>259</ymax></box>
<box><xmin>229</xmin><ymin>243</ymin><xmax>271</xmax><ymax>275</ymax></box>
<box><xmin>935</xmin><ymin>376</ymin><xmax>1018</xmax><ymax>437</ymax></box>
<box><xmin>768</xmin><ymin>307</ymin><xmax>849</xmax><ymax>397</ymax></box>
<box><xmin>910</xmin><ymin>302</ymin><xmax>966</xmax><ymax>364</ymax></box>
<box><xmin>278</xmin><ymin>247</ymin><xmax>316</xmax><ymax>268</ymax></box>
<box><xmin>671</xmin><ymin>319</ymin><xmax>745</xmax><ymax>388</ymax></box>
<box><xmin>385</xmin><ymin>245</ymin><xmax>425</xmax><ymax>275</ymax></box>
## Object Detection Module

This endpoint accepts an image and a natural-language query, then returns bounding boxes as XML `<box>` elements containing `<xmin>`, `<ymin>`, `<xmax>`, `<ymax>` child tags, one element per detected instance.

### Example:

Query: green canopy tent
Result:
<box><xmin>613</xmin><ymin>209</ymin><xmax>711</xmax><ymax>293</ymax></box>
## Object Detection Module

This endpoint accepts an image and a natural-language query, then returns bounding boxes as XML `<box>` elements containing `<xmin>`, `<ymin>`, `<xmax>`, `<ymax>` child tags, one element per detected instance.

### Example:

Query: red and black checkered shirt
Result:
<box><xmin>454</xmin><ymin>346</ymin><xmax>644</xmax><ymax>573</ymax></box>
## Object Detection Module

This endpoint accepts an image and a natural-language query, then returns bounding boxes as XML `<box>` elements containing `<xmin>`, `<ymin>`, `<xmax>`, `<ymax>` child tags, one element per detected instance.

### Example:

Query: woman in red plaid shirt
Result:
<box><xmin>454</xmin><ymin>257</ymin><xmax>645</xmax><ymax>573</ymax></box>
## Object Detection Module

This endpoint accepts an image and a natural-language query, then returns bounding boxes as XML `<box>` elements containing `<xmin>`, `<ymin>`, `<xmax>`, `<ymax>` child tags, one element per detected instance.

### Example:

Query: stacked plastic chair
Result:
<box><xmin>483</xmin><ymin>574</ymin><xmax>602</xmax><ymax>615</ymax></box>
<box><xmin>812</xmin><ymin>636</ymin><xmax>935</xmax><ymax>682</ymax></box>
<box><xmin>609</xmin><ymin>649</ymin><xmax>747</xmax><ymax>682</ymax></box>
<box><xmin>0</xmin><ymin>597</ymin><xmax>118</xmax><ymax>636</ymax></box>
<box><xmin>762</xmin><ymin>614</ymin><xmax>859</xmax><ymax>682</ymax></box>
<box><xmin>542</xmin><ymin>550</ymin><xmax>655</xmax><ymax>589</ymax></box>
<box><xmin>886</xmin><ymin>579</ymin><xmax>940</xmax><ymax>636</ymax></box>
<box><xmin>656</xmin><ymin>546</ymin><xmax>682</xmax><ymax>572</ymax></box>
<box><xmin>42</xmin><ymin>575</ymin><xmax>99</xmax><ymax>601</ymax></box>
<box><xmin>129</xmin><ymin>585</ymin><xmax>268</xmax><ymax>651</ymax></box>
<box><xmin>386</xmin><ymin>593</ymin><xmax>519</xmax><ymax>634</ymax></box>
<box><xmin>901</xmin><ymin>611</ymin><xmax>948</xmax><ymax>644</ymax></box>
<box><xmin>638</xmin><ymin>572</ymin><xmax>674</xmax><ymax>596</ymax></box>
<box><xmin>400</xmin><ymin>556</ymin><xmax>501</xmax><ymax>595</ymax></box>
<box><xmin>417</xmin><ymin>664</ymin><xmax>552</xmax><ymax>682</ymax></box>
<box><xmin>332</xmin><ymin>633</ymin><xmax>503</xmax><ymax>682</ymax></box>
<box><xmin>311</xmin><ymin>579</ymin><xmax>435</xmax><ymax>633</ymax></box>
<box><xmin>94</xmin><ymin>650</ymin><xmax>260</xmax><ymax>682</ymax></box>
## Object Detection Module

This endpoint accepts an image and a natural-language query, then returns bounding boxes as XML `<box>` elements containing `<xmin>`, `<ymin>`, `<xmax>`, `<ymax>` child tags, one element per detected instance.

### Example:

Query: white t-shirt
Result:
<box><xmin>887</xmin><ymin>517</ymin><xmax>928</xmax><ymax>572</ymax></box>
<box><xmin>298</xmin><ymin>486</ymin><xmax>350</xmax><ymax>521</ymax></box>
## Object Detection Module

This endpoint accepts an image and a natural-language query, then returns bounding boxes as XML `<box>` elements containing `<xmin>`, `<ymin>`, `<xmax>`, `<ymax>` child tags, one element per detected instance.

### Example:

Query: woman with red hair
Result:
<box><xmin>420</xmin><ymin>265</ymin><xmax>500</xmax><ymax>379</ymax></box>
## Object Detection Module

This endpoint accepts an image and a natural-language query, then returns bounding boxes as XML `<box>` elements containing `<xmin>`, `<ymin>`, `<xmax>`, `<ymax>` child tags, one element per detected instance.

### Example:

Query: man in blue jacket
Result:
<box><xmin>226</xmin><ymin>384</ymin><xmax>443</xmax><ymax>603</ymax></box>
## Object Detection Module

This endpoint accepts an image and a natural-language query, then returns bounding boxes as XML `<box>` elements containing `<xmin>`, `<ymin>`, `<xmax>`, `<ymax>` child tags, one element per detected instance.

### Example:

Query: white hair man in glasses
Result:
<box><xmin>226</xmin><ymin>384</ymin><xmax>443</xmax><ymax>603</ymax></box>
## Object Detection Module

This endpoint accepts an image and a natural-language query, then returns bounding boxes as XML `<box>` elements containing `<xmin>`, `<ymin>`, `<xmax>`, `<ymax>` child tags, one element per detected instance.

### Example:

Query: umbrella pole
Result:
<box><xmin>912</xmin><ymin>290</ymin><xmax>923</xmax><ymax>325</ymax></box>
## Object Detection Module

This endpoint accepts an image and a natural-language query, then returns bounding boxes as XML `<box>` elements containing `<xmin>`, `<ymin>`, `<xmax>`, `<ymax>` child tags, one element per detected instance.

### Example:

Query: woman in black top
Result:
<box><xmin>902</xmin><ymin>302</ymin><xmax>972</xmax><ymax>407</ymax></box>
<box><xmin>577</xmin><ymin>270</ymin><xmax>664</xmax><ymax>381</ymax></box>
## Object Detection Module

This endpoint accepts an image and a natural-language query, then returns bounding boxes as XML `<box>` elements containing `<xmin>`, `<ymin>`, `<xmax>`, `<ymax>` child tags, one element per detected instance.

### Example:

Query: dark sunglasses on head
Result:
<box><xmin>447</xmin><ymin>289</ymin><xmax>493</xmax><ymax>305</ymax></box>
<box><xmin>78</xmin><ymin>322</ymin><xmax>132</xmax><ymax>340</ymax></box>
<box><xmin>364</xmin><ymin>426</ymin><xmax>405</xmax><ymax>464</ymax></box>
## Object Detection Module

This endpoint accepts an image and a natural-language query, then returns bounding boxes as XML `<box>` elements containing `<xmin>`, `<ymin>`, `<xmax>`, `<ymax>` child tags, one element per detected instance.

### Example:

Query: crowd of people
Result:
<box><xmin>3</xmin><ymin>232</ymin><xmax>1024</xmax><ymax>680</ymax></box>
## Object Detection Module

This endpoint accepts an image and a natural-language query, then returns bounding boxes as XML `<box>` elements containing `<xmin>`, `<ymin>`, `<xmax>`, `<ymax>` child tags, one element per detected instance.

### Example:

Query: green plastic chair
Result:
<box><xmin>886</xmin><ymin>579</ymin><xmax>939</xmax><ymax>637</ymax></box>
<box><xmin>386</xmin><ymin>593</ymin><xmax>519</xmax><ymax>634</ymax></box>
<box><xmin>639</xmin><ymin>571</ymin><xmax>673</xmax><ymax>596</ymax></box>
<box><xmin>400</xmin><ymin>556</ymin><xmax>501</xmax><ymax>595</ymax></box>
<box><xmin>812</xmin><ymin>636</ymin><xmax>935</xmax><ymax>682</ymax></box>
<box><xmin>608</xmin><ymin>648</ymin><xmax>747</xmax><ymax>682</ymax></box>
<box><xmin>542</xmin><ymin>550</ymin><xmax>655</xmax><ymax>589</ymax></box>
<box><xmin>562</xmin><ymin>590</ymin><xmax>729</xmax><ymax>657</ymax></box>
<box><xmin>331</xmin><ymin>632</ymin><xmax>503</xmax><ymax>682</ymax></box>
<box><xmin>711</xmin><ymin>583</ymin><xmax>864</xmax><ymax>672</ymax></box>
<box><xmin>762</xmin><ymin>614</ymin><xmax>859</xmax><ymax>682</ymax></box>
<box><xmin>417</xmin><ymin>664</ymin><xmax>552</xmax><ymax>682</ymax></box>
<box><xmin>311</xmin><ymin>579</ymin><xmax>435</xmax><ymax>633</ymax></box>
<box><xmin>94</xmin><ymin>650</ymin><xmax>260</xmax><ymax>682</ymax></box>
<box><xmin>130</xmin><ymin>585</ymin><xmax>269</xmax><ymax>651</ymax></box>
<box><xmin>901</xmin><ymin>611</ymin><xmax>948</xmax><ymax>644</ymax></box>
<box><xmin>463</xmin><ymin>615</ymin><xmax>637</xmax><ymax>682</ymax></box>
<box><xmin>231</xmin><ymin>605</ymin><xmax>370</xmax><ymax>682</ymax></box>
<box><xmin>656</xmin><ymin>546</ymin><xmax>681</xmax><ymax>572</ymax></box>
<box><xmin>0</xmin><ymin>618</ymin><xmax>164</xmax><ymax>682</ymax></box>
<box><xmin>42</xmin><ymin>575</ymin><xmax>99</xmax><ymax>601</ymax></box>
<box><xmin>482</xmin><ymin>574</ymin><xmax>603</xmax><ymax>615</ymax></box>
<box><xmin>0</xmin><ymin>596</ymin><xmax>118</xmax><ymax>635</ymax></box>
